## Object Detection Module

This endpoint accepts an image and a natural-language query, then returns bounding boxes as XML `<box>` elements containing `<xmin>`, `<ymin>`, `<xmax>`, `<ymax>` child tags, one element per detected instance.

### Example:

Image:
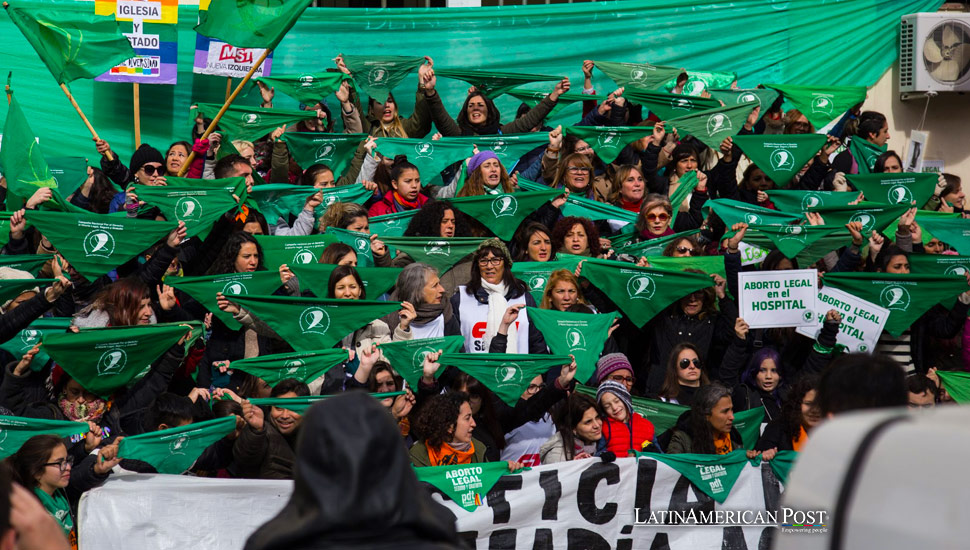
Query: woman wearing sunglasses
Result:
<box><xmin>633</xmin><ymin>194</ymin><xmax>676</xmax><ymax>241</ymax></box>
<box><xmin>662</xmin><ymin>235</ymin><xmax>702</xmax><ymax>258</ymax></box>
<box><xmin>657</xmin><ymin>343</ymin><xmax>711</xmax><ymax>407</ymax></box>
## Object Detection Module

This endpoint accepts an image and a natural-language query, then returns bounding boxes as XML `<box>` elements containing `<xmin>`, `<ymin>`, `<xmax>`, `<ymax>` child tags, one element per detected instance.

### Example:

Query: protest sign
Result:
<box><xmin>738</xmin><ymin>269</ymin><xmax>818</xmax><ymax>329</ymax></box>
<box><xmin>94</xmin><ymin>0</ymin><xmax>178</xmax><ymax>84</ymax></box>
<box><xmin>796</xmin><ymin>286</ymin><xmax>889</xmax><ymax>353</ymax></box>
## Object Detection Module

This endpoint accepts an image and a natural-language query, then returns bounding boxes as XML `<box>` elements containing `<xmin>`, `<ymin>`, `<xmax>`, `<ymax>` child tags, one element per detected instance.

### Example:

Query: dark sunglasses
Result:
<box><xmin>141</xmin><ymin>164</ymin><xmax>162</xmax><ymax>176</ymax></box>
<box><xmin>675</xmin><ymin>246</ymin><xmax>697</xmax><ymax>256</ymax></box>
<box><xmin>679</xmin><ymin>358</ymin><xmax>701</xmax><ymax>369</ymax></box>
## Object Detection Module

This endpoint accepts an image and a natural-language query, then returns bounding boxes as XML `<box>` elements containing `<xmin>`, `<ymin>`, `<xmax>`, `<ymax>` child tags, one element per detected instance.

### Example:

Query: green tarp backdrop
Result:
<box><xmin>0</xmin><ymin>0</ymin><xmax>938</xmax><ymax>163</ymax></box>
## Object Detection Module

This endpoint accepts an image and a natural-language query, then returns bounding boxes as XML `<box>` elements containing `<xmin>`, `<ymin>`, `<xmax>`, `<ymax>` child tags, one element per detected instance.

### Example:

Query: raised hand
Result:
<box><xmin>241</xmin><ymin>400</ymin><xmax>265</xmax><ymax>430</ymax></box>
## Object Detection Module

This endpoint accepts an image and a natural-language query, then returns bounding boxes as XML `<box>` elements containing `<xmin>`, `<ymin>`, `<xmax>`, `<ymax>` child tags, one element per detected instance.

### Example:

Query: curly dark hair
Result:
<box><xmin>551</xmin><ymin>216</ymin><xmax>602</xmax><ymax>257</ymax></box>
<box><xmin>784</xmin><ymin>375</ymin><xmax>818</xmax><ymax>447</ymax></box>
<box><xmin>206</xmin><ymin>231</ymin><xmax>266</xmax><ymax>275</ymax></box>
<box><xmin>415</xmin><ymin>391</ymin><xmax>469</xmax><ymax>448</ymax></box>
<box><xmin>403</xmin><ymin>200</ymin><xmax>471</xmax><ymax>238</ymax></box>
<box><xmin>85</xmin><ymin>168</ymin><xmax>118</xmax><ymax>214</ymax></box>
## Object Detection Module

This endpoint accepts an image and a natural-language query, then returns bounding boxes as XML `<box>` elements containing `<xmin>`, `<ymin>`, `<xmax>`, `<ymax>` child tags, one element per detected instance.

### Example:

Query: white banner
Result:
<box><xmin>796</xmin><ymin>286</ymin><xmax>889</xmax><ymax>353</ymax></box>
<box><xmin>738</xmin><ymin>269</ymin><xmax>818</xmax><ymax>329</ymax></box>
<box><xmin>738</xmin><ymin>241</ymin><xmax>769</xmax><ymax>267</ymax></box>
<box><xmin>79</xmin><ymin>458</ymin><xmax>783</xmax><ymax>550</ymax></box>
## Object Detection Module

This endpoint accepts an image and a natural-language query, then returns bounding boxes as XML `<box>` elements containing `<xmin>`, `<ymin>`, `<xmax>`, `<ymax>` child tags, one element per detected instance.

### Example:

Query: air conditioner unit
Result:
<box><xmin>900</xmin><ymin>12</ymin><xmax>970</xmax><ymax>92</ymax></box>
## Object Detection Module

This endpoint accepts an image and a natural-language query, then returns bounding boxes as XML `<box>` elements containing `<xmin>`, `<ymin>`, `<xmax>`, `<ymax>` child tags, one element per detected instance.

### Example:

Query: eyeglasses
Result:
<box><xmin>567</xmin><ymin>166</ymin><xmax>591</xmax><ymax>173</ymax></box>
<box><xmin>477</xmin><ymin>257</ymin><xmax>503</xmax><ymax>267</ymax></box>
<box><xmin>675</xmin><ymin>246</ymin><xmax>697</xmax><ymax>256</ymax></box>
<box><xmin>45</xmin><ymin>456</ymin><xmax>74</xmax><ymax>472</ymax></box>
<box><xmin>525</xmin><ymin>383</ymin><xmax>545</xmax><ymax>394</ymax></box>
<box><xmin>679</xmin><ymin>358</ymin><xmax>701</xmax><ymax>370</ymax></box>
<box><xmin>141</xmin><ymin>164</ymin><xmax>162</xmax><ymax>176</ymax></box>
<box><xmin>646</xmin><ymin>212</ymin><xmax>671</xmax><ymax>223</ymax></box>
<box><xmin>608</xmin><ymin>374</ymin><xmax>634</xmax><ymax>384</ymax></box>
<box><xmin>684</xmin><ymin>291</ymin><xmax>705</xmax><ymax>301</ymax></box>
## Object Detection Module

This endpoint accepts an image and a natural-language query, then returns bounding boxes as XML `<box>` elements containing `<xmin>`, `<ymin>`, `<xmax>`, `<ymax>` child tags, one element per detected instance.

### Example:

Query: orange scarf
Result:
<box><xmin>792</xmin><ymin>425</ymin><xmax>809</xmax><ymax>452</ymax></box>
<box><xmin>427</xmin><ymin>441</ymin><xmax>476</xmax><ymax>466</ymax></box>
<box><xmin>713</xmin><ymin>432</ymin><xmax>733</xmax><ymax>455</ymax></box>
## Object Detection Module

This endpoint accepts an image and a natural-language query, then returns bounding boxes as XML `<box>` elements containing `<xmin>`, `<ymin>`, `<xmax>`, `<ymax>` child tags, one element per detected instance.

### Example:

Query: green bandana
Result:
<box><xmin>224</xmin><ymin>294</ymin><xmax>401</xmax><ymax>351</ymax></box>
<box><xmin>166</xmin><ymin>271</ymin><xmax>283</xmax><ymax>330</ymax></box>
<box><xmin>668</xmin><ymin>170</ymin><xmax>699</xmax><ymax>226</ymax></box>
<box><xmin>935</xmin><ymin>371</ymin><xmax>970</xmax><ymax>404</ymax></box>
<box><xmin>0</xmin><ymin>415</ymin><xmax>89</xmax><ymax>458</ymax></box>
<box><xmin>765</xmin><ymin>190</ymin><xmax>858</xmax><ymax>213</ymax></box>
<box><xmin>444</xmin><ymin>134</ymin><xmax>550</xmax><ymax>168</ymax></box>
<box><xmin>732</xmin><ymin>134</ymin><xmax>827</xmax><ymax>187</ymax></box>
<box><xmin>280</xmin><ymin>133</ymin><xmax>367</xmax><ymax>175</ymax></box>
<box><xmin>289</xmin><ymin>263</ymin><xmax>402</xmax><ymax>299</ymax></box>
<box><xmin>643</xmin><ymin>450</ymin><xmax>749</xmax><ymax>503</ymax></box>
<box><xmin>883</xmin><ymin>210</ymin><xmax>961</xmax><ymax>246</ymax></box>
<box><xmin>613</xmin><ymin>229</ymin><xmax>701</xmax><ymax>258</ymax></box>
<box><xmin>575</xmin><ymin>384</ymin><xmax>687</xmax><ymax>434</ymax></box>
<box><xmin>703</xmin><ymin>199</ymin><xmax>803</xmax><ymax>231</ymax></box>
<box><xmin>847</xmin><ymin>137</ymin><xmax>887</xmax><ymax>174</ymax></box>
<box><xmin>25</xmin><ymin>210</ymin><xmax>174</xmax><ymax>282</ymax></box>
<box><xmin>33</xmin><ymin>487</ymin><xmax>72</xmax><ymax>536</ymax></box>
<box><xmin>413</xmin><ymin>462</ymin><xmax>511</xmax><ymax>511</ymax></box>
<box><xmin>325</xmin><ymin>227</ymin><xmax>375</xmax><ymax>267</ymax></box>
<box><xmin>646</xmin><ymin>255</ymin><xmax>727</xmax><ymax>279</ymax></box>
<box><xmin>578</xmin><ymin>259</ymin><xmax>715</xmax><ymax>327</ymax></box>
<box><xmin>593</xmin><ymin>60</ymin><xmax>683</xmax><ymax>91</ymax></box>
<box><xmin>250</xmin><ymin>183</ymin><xmax>371</xmax><ymax>221</ymax></box>
<box><xmin>741</xmin><ymin>230</ymin><xmax>852</xmax><ymax>267</ymax></box>
<box><xmin>1</xmin><ymin>95</ymin><xmax>55</xmax><ymax>203</ymax></box>
<box><xmin>340</xmin><ymin>55</ymin><xmax>425</xmax><ymax>99</ymax></box>
<box><xmin>194</xmin><ymin>0</ymin><xmax>311</xmax><ymax>50</ymax></box>
<box><xmin>908</xmin><ymin>254</ymin><xmax>970</xmax><ymax>278</ymax></box>
<box><xmin>744</xmin><ymin>224</ymin><xmax>847</xmax><ymax>259</ymax></box>
<box><xmin>519</xmin><ymin>178</ymin><xmax>638</xmax><ymax>225</ymax></box>
<box><xmin>165</xmin><ymin>176</ymin><xmax>249</xmax><ymax>206</ymax></box>
<box><xmin>249</xmin><ymin>392</ymin><xmax>406</xmax><ymax>414</ymax></box>
<box><xmin>370</xmin><ymin>210</ymin><xmax>417</xmax><ymax>238</ymax></box>
<box><xmin>433</xmin><ymin>68</ymin><xmax>562</xmax><ymax>99</ymax></box>
<box><xmin>809</xmin><ymin>202</ymin><xmax>909</xmax><ymax>236</ymax></box>
<box><xmin>448</xmin><ymin>189</ymin><xmax>559</xmax><ymax>240</ymax></box>
<box><xmin>764</xmin><ymin>84</ymin><xmax>867</xmax><ymax>129</ymax></box>
<box><xmin>192</xmin><ymin>103</ymin><xmax>311</xmax><ymax>142</ymax></box>
<box><xmin>846</xmin><ymin>173</ymin><xmax>937</xmax><ymax>206</ymax></box>
<box><xmin>706</xmin><ymin>88</ymin><xmax>780</xmax><ymax>113</ymax></box>
<box><xmin>231</xmin><ymin>349</ymin><xmax>350</xmax><ymax>386</ymax></box>
<box><xmin>662</xmin><ymin>70</ymin><xmax>737</xmax><ymax>96</ymax></box>
<box><xmin>376</xmin><ymin>335</ymin><xmax>465</xmax><ymax>390</ymax></box>
<box><xmin>0</xmin><ymin>279</ymin><xmax>55</xmax><ymax>305</ymax></box>
<box><xmin>913</xmin><ymin>216</ymin><xmax>970</xmax><ymax>254</ymax></box>
<box><xmin>43</xmin><ymin>322</ymin><xmax>200</xmax><ymax>398</ymax></box>
<box><xmin>378</xmin><ymin>237</ymin><xmax>482</xmax><ymax>273</ymax></box>
<box><xmin>525</xmin><ymin>308</ymin><xmax>618</xmax><ymax>382</ymax></box>
<box><xmin>252</xmin><ymin>72</ymin><xmax>351</xmax><ymax>105</ymax></box>
<box><xmin>665</xmin><ymin>101</ymin><xmax>759</xmax><ymax>150</ymax></box>
<box><xmin>46</xmin><ymin>156</ymin><xmax>89</xmax><ymax>198</ymax></box>
<box><xmin>254</xmin><ymin>234</ymin><xmax>339</xmax><ymax>270</ymax></box>
<box><xmin>374</xmin><ymin>138</ymin><xmax>472</xmax><ymax>184</ymax></box>
<box><xmin>0</xmin><ymin>317</ymin><xmax>71</xmax><ymax>371</ymax></box>
<box><xmin>436</xmin><ymin>353</ymin><xmax>572</xmax><ymax>406</ymax></box>
<box><xmin>0</xmin><ymin>255</ymin><xmax>49</xmax><ymax>278</ymax></box>
<box><xmin>119</xmin><ymin>416</ymin><xmax>237</xmax><ymax>474</ymax></box>
<box><xmin>511</xmin><ymin>258</ymin><xmax>584</xmax><ymax>303</ymax></box>
<box><xmin>733</xmin><ymin>407</ymin><xmax>766</xmax><ymax>450</ymax></box>
<box><xmin>135</xmin><ymin>185</ymin><xmax>238</xmax><ymax>239</ymax></box>
<box><xmin>824</xmin><ymin>272</ymin><xmax>969</xmax><ymax>337</ymax></box>
<box><xmin>765</xmin><ymin>450</ymin><xmax>798</xmax><ymax>485</ymax></box>
<box><xmin>563</xmin><ymin>126</ymin><xmax>654</xmax><ymax>164</ymax></box>
<box><xmin>504</xmin><ymin>90</ymin><xmax>607</xmax><ymax>119</ymax></box>
<box><xmin>621</xmin><ymin>89</ymin><xmax>721</xmax><ymax>120</ymax></box>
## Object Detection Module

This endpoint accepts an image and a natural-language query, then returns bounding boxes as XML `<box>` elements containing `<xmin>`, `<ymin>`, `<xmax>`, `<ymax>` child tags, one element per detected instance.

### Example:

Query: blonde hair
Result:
<box><xmin>369</xmin><ymin>95</ymin><xmax>407</xmax><ymax>138</ymax></box>
<box><xmin>552</xmin><ymin>153</ymin><xmax>595</xmax><ymax>196</ymax></box>
<box><xmin>318</xmin><ymin>202</ymin><xmax>368</xmax><ymax>233</ymax></box>
<box><xmin>608</xmin><ymin>164</ymin><xmax>643</xmax><ymax>206</ymax></box>
<box><xmin>232</xmin><ymin>140</ymin><xmax>254</xmax><ymax>153</ymax></box>
<box><xmin>539</xmin><ymin>269</ymin><xmax>588</xmax><ymax>310</ymax></box>
<box><xmin>457</xmin><ymin>159</ymin><xmax>514</xmax><ymax>197</ymax></box>
<box><xmin>634</xmin><ymin>193</ymin><xmax>673</xmax><ymax>235</ymax></box>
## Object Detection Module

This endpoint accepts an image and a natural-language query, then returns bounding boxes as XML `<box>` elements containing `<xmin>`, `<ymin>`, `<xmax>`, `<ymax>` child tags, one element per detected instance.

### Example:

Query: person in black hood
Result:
<box><xmin>244</xmin><ymin>391</ymin><xmax>463</xmax><ymax>550</ymax></box>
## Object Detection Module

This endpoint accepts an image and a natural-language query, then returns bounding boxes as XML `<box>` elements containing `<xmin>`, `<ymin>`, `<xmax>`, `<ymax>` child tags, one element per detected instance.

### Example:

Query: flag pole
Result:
<box><xmin>133</xmin><ymin>83</ymin><xmax>141</xmax><ymax>148</ymax></box>
<box><xmin>177</xmin><ymin>48</ymin><xmax>271</xmax><ymax>177</ymax></box>
<box><xmin>4</xmin><ymin>71</ymin><xmax>10</xmax><ymax>104</ymax></box>
<box><xmin>225</xmin><ymin>77</ymin><xmax>232</xmax><ymax>102</ymax></box>
<box><xmin>58</xmin><ymin>83</ymin><xmax>114</xmax><ymax>161</ymax></box>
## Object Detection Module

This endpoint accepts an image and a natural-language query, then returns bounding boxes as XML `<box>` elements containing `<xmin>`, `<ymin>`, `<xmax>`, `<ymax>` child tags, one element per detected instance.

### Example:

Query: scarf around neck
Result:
<box><xmin>481</xmin><ymin>278</ymin><xmax>517</xmax><ymax>353</ymax></box>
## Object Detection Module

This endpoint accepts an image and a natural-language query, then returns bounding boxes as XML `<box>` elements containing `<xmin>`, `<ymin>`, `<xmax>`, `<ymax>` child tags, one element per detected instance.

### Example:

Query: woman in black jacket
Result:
<box><xmin>755</xmin><ymin>375</ymin><xmax>820</xmax><ymax>453</ymax></box>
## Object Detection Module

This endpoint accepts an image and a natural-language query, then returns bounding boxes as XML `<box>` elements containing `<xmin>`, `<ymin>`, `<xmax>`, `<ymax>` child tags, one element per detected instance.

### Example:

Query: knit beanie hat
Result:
<box><xmin>596</xmin><ymin>353</ymin><xmax>633</xmax><ymax>384</ymax></box>
<box><xmin>476</xmin><ymin>237</ymin><xmax>512</xmax><ymax>265</ymax></box>
<box><xmin>129</xmin><ymin>144</ymin><xmax>165</xmax><ymax>175</ymax></box>
<box><xmin>467</xmin><ymin>150</ymin><xmax>499</xmax><ymax>174</ymax></box>
<box><xmin>596</xmin><ymin>380</ymin><xmax>633</xmax><ymax>417</ymax></box>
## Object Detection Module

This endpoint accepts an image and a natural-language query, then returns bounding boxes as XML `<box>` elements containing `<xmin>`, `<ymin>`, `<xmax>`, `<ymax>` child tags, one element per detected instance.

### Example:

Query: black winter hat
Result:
<box><xmin>129</xmin><ymin>144</ymin><xmax>165</xmax><ymax>175</ymax></box>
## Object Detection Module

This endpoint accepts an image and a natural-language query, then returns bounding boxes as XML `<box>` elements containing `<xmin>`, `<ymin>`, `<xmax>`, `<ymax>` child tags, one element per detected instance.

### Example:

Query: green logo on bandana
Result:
<box><xmin>315</xmin><ymin>143</ymin><xmax>336</xmax><ymax>161</ymax></box>
<box><xmin>888</xmin><ymin>185</ymin><xmax>913</xmax><ymax>204</ymax></box>
<box><xmin>849</xmin><ymin>213</ymin><xmax>875</xmax><ymax>234</ymax></box>
<box><xmin>292</xmin><ymin>249</ymin><xmax>316</xmax><ymax>264</ymax></box>
<box><xmin>495</xmin><ymin>363</ymin><xmax>523</xmax><ymax>387</ymax></box>
<box><xmin>801</xmin><ymin>193</ymin><xmax>823</xmax><ymax>210</ymax></box>
<box><xmin>490</xmin><ymin>140</ymin><xmax>508</xmax><ymax>153</ymax></box>
<box><xmin>300</xmin><ymin>307</ymin><xmax>331</xmax><ymax>335</ymax></box>
<box><xmin>298</xmin><ymin>74</ymin><xmax>314</xmax><ymax>87</ymax></box>
<box><xmin>83</xmin><ymin>230</ymin><xmax>115</xmax><ymax>258</ymax></box>
<box><xmin>879</xmin><ymin>285</ymin><xmax>911</xmax><ymax>311</ymax></box>
<box><xmin>368</xmin><ymin>67</ymin><xmax>389</xmax><ymax>85</ymax></box>
<box><xmin>630</xmin><ymin>68</ymin><xmax>649</xmax><ymax>83</ymax></box>
<box><xmin>706</xmin><ymin>113</ymin><xmax>732</xmax><ymax>136</ymax></box>
<box><xmin>410</xmin><ymin>346</ymin><xmax>438</xmax><ymax>371</ymax></box>
<box><xmin>242</xmin><ymin>113</ymin><xmax>261</xmax><ymax>126</ymax></box>
<box><xmin>672</xmin><ymin>98</ymin><xmax>693</xmax><ymax>111</ymax></box>
<box><xmin>323</xmin><ymin>194</ymin><xmax>339</xmax><ymax>207</ymax></box>
<box><xmin>598</xmin><ymin>132</ymin><xmax>620</xmax><ymax>147</ymax></box>
<box><xmin>491</xmin><ymin>195</ymin><xmax>518</xmax><ymax>218</ymax></box>
<box><xmin>354</xmin><ymin>237</ymin><xmax>370</xmax><ymax>252</ymax></box>
<box><xmin>627</xmin><ymin>274</ymin><xmax>656</xmax><ymax>300</ymax></box>
<box><xmin>779</xmin><ymin>225</ymin><xmax>806</xmax><ymax>241</ymax></box>
<box><xmin>738</xmin><ymin>92</ymin><xmax>759</xmax><ymax>106</ymax></box>
<box><xmin>97</xmin><ymin>349</ymin><xmax>127</xmax><ymax>376</ymax></box>
<box><xmin>424</xmin><ymin>241</ymin><xmax>451</xmax><ymax>256</ymax></box>
<box><xmin>222</xmin><ymin>281</ymin><xmax>247</xmax><ymax>296</ymax></box>
<box><xmin>685</xmin><ymin>80</ymin><xmax>705</xmax><ymax>95</ymax></box>
<box><xmin>811</xmin><ymin>95</ymin><xmax>833</xmax><ymax>115</ymax></box>
<box><xmin>414</xmin><ymin>142</ymin><xmax>434</xmax><ymax>158</ymax></box>
<box><xmin>169</xmin><ymin>435</ymin><xmax>190</xmax><ymax>453</ymax></box>
<box><xmin>770</xmin><ymin>149</ymin><xmax>795</xmax><ymax>171</ymax></box>
<box><xmin>528</xmin><ymin>275</ymin><xmax>547</xmax><ymax>290</ymax></box>
<box><xmin>945</xmin><ymin>265</ymin><xmax>968</xmax><ymax>276</ymax></box>
<box><xmin>283</xmin><ymin>359</ymin><xmax>305</xmax><ymax>378</ymax></box>
<box><xmin>744</xmin><ymin>213</ymin><xmax>763</xmax><ymax>225</ymax></box>
<box><xmin>566</xmin><ymin>328</ymin><xmax>587</xmax><ymax>350</ymax></box>
<box><xmin>21</xmin><ymin>329</ymin><xmax>40</xmax><ymax>346</ymax></box>
<box><xmin>176</xmin><ymin>197</ymin><xmax>203</xmax><ymax>222</ymax></box>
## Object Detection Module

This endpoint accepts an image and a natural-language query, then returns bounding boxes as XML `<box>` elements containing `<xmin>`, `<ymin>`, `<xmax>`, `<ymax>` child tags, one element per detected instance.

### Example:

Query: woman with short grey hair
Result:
<box><xmin>386</xmin><ymin>262</ymin><xmax>458</xmax><ymax>339</ymax></box>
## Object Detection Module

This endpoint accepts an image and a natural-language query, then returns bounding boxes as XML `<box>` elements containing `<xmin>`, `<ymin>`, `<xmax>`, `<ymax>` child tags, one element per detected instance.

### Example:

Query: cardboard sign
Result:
<box><xmin>738</xmin><ymin>269</ymin><xmax>818</xmax><ymax>328</ymax></box>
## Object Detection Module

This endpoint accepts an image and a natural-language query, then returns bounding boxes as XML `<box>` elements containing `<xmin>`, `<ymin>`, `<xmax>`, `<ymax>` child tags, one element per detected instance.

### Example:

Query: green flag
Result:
<box><xmin>374</xmin><ymin>138</ymin><xmax>471</xmax><ymax>183</ymax></box>
<box><xmin>575</xmin><ymin>384</ymin><xmax>688</xmax><ymax>434</ymax></box>
<box><xmin>846</xmin><ymin>173</ymin><xmax>938</xmax><ymax>207</ymax></box>
<box><xmin>166</xmin><ymin>271</ymin><xmax>283</xmax><ymax>331</ymax></box>
<box><xmin>908</xmin><ymin>254</ymin><xmax>970</xmax><ymax>278</ymax></box>
<box><xmin>46</xmin><ymin>156</ymin><xmax>88</xmax><ymax>198</ymax></box>
<box><xmin>665</xmin><ymin>101</ymin><xmax>758</xmax><ymax>150</ymax></box>
<box><xmin>579</xmin><ymin>260</ymin><xmax>715</xmax><ymax>327</ymax></box>
<box><xmin>280</xmin><ymin>132</ymin><xmax>367</xmax><ymax>174</ymax></box>
<box><xmin>593</xmin><ymin>60</ymin><xmax>683</xmax><ymax>91</ymax></box>
<box><xmin>247</xmin><ymin>183</ymin><xmax>316</xmax><ymax>222</ymax></box>
<box><xmin>443</xmin><ymin>134</ymin><xmax>549</xmax><ymax>168</ymax></box>
<box><xmin>0</xmin><ymin>279</ymin><xmax>56</xmax><ymax>305</ymax></box>
<box><xmin>733</xmin><ymin>407</ymin><xmax>766</xmax><ymax>450</ymax></box>
<box><xmin>433</xmin><ymin>68</ymin><xmax>562</xmax><ymax>99</ymax></box>
<box><xmin>703</xmin><ymin>199</ymin><xmax>803</xmax><ymax>230</ymax></box>
<box><xmin>765</xmin><ymin>450</ymin><xmax>798</xmax><ymax>485</ymax></box>
<box><xmin>520</xmin><ymin>177</ymin><xmax>639</xmax><ymax>225</ymax></box>
<box><xmin>135</xmin><ymin>185</ymin><xmax>238</xmax><ymax>239</ymax></box>
<box><xmin>662</xmin><ymin>70</ymin><xmax>737</xmax><ymax>96</ymax></box>
<box><xmin>379</xmin><ymin>236</ymin><xmax>481</xmax><ymax>273</ymax></box>
<box><xmin>437</xmin><ymin>353</ymin><xmax>572</xmax><ymax>406</ymax></box>
<box><xmin>847</xmin><ymin>137</ymin><xmax>887</xmax><ymax>174</ymax></box>
<box><xmin>0</xmin><ymin>95</ymin><xmax>55</xmax><ymax>203</ymax></box>
<box><xmin>613</xmin><ymin>229</ymin><xmax>701</xmax><ymax>258</ymax></box>
<box><xmin>249</xmin><ymin>392</ymin><xmax>405</xmax><ymax>414</ymax></box>
<box><xmin>511</xmin><ymin>258</ymin><xmax>584</xmax><ymax>302</ymax></box>
<box><xmin>643</xmin><ymin>450</ymin><xmax>750</xmax><ymax>503</ymax></box>
<box><xmin>224</xmin><ymin>294</ymin><xmax>401</xmax><ymax>351</ymax></box>
<box><xmin>526</xmin><ymin>308</ymin><xmax>618</xmax><ymax>382</ymax></box>
<box><xmin>252</xmin><ymin>72</ymin><xmax>350</xmax><ymax>105</ymax></box>
<box><xmin>165</xmin><ymin>175</ymin><xmax>249</xmax><ymax>205</ymax></box>
<box><xmin>119</xmin><ymin>416</ymin><xmax>236</xmax><ymax>474</ymax></box>
<box><xmin>231</xmin><ymin>349</ymin><xmax>350</xmax><ymax>386</ymax></box>
<box><xmin>4</xmin><ymin>4</ymin><xmax>135</xmax><ymax>84</ymax></box>
<box><xmin>195</xmin><ymin>0</ymin><xmax>312</xmax><ymax>50</ymax></box>
<box><xmin>744</xmin><ymin>224</ymin><xmax>847</xmax><ymax>259</ymax></box>
<box><xmin>883</xmin><ymin>210</ymin><xmax>961</xmax><ymax>246</ymax></box>
<box><xmin>289</xmin><ymin>263</ymin><xmax>402</xmax><ymax>299</ymax></box>
<box><xmin>504</xmin><ymin>90</ymin><xmax>606</xmax><ymax>119</ymax></box>
<box><xmin>325</xmin><ymin>227</ymin><xmax>375</xmax><ymax>267</ymax></box>
<box><xmin>915</xmin><ymin>217</ymin><xmax>970</xmax><ymax>254</ymax></box>
<box><xmin>0</xmin><ymin>317</ymin><xmax>72</xmax><ymax>372</ymax></box>
<box><xmin>621</xmin><ymin>89</ymin><xmax>721</xmax><ymax>120</ymax></box>
<box><xmin>935</xmin><ymin>371</ymin><xmax>970</xmax><ymax>404</ymax></box>
<box><xmin>25</xmin><ymin>210</ymin><xmax>174</xmax><ymax>281</ymax></box>
<box><xmin>646</xmin><ymin>255</ymin><xmax>726</xmax><ymax>279</ymax></box>
<box><xmin>43</xmin><ymin>322</ymin><xmax>198</xmax><ymax>398</ymax></box>
<box><xmin>414</xmin><ymin>462</ymin><xmax>510</xmax><ymax>511</ymax></box>
<box><xmin>340</xmin><ymin>55</ymin><xmax>425</xmax><ymax>99</ymax></box>
<box><xmin>370</xmin><ymin>210</ymin><xmax>417</xmax><ymax>238</ymax></box>
<box><xmin>448</xmin><ymin>190</ymin><xmax>559</xmax><ymax>240</ymax></box>
<box><xmin>764</xmin><ymin>190</ymin><xmax>858</xmax><ymax>213</ymax></box>
<box><xmin>254</xmin><ymin>234</ymin><xmax>338</xmax><ymax>270</ymax></box>
<box><xmin>809</xmin><ymin>202</ymin><xmax>909</xmax><ymax>236</ymax></box>
<box><xmin>707</xmin><ymin>88</ymin><xmax>780</xmax><ymax>113</ymax></box>
<box><xmin>824</xmin><ymin>272</ymin><xmax>969</xmax><ymax>337</ymax></box>
<box><xmin>376</xmin><ymin>335</ymin><xmax>465</xmax><ymax>390</ymax></box>
<box><xmin>192</xmin><ymin>103</ymin><xmax>311</xmax><ymax>142</ymax></box>
<box><xmin>733</xmin><ymin>134</ymin><xmax>827</xmax><ymax>187</ymax></box>
<box><xmin>0</xmin><ymin>415</ymin><xmax>89</xmax><ymax>459</ymax></box>
<box><xmin>764</xmin><ymin>84</ymin><xmax>867</xmax><ymax>129</ymax></box>
<box><xmin>668</xmin><ymin>170</ymin><xmax>698</xmax><ymax>226</ymax></box>
<box><xmin>741</xmin><ymin>230</ymin><xmax>852</xmax><ymax>267</ymax></box>
<box><xmin>563</xmin><ymin>126</ymin><xmax>653</xmax><ymax>164</ymax></box>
